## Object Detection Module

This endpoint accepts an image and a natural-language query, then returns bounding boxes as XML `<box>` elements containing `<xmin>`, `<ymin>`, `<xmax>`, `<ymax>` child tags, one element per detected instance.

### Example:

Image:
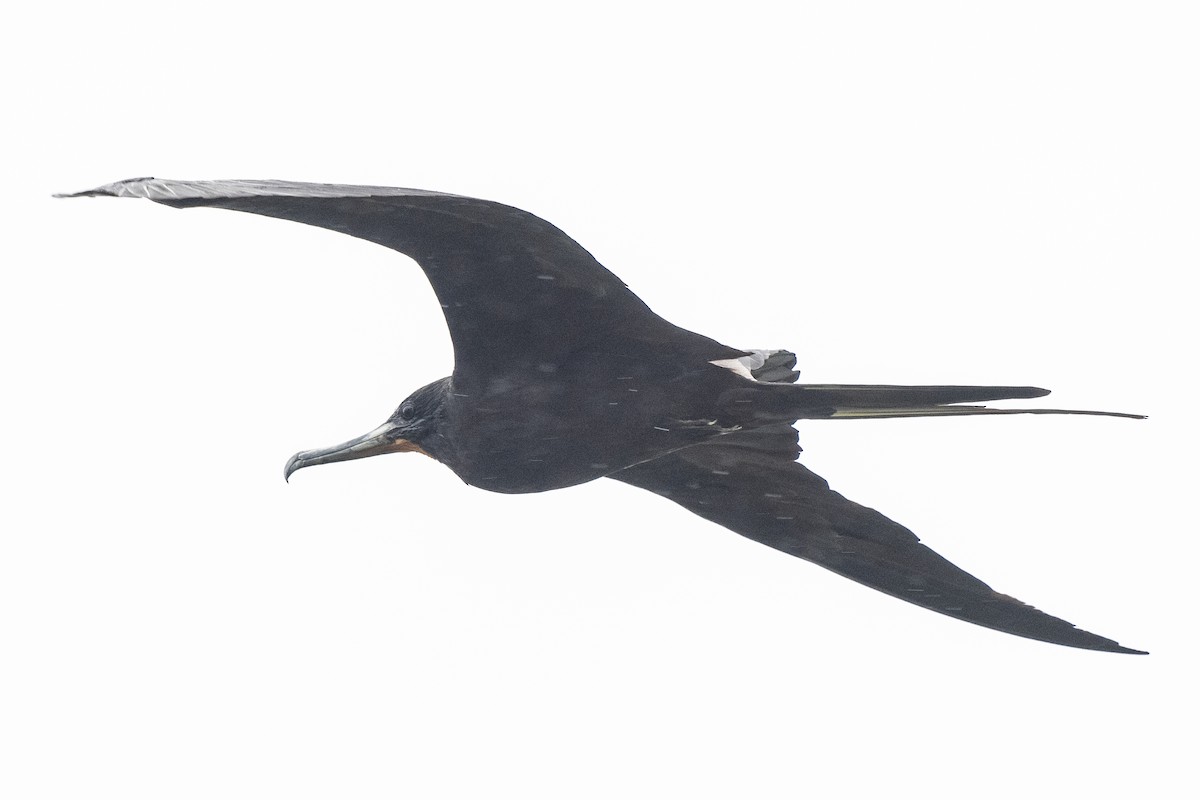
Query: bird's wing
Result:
<box><xmin>608</xmin><ymin>425</ymin><xmax>1143</xmax><ymax>653</ymax></box>
<box><xmin>59</xmin><ymin>178</ymin><xmax>697</xmax><ymax>377</ymax></box>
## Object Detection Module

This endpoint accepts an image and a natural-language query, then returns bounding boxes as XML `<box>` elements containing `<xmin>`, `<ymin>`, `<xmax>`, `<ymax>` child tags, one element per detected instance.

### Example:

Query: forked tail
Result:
<box><xmin>718</xmin><ymin>380</ymin><xmax>1144</xmax><ymax>425</ymax></box>
<box><xmin>711</xmin><ymin>350</ymin><xmax>1146</xmax><ymax>422</ymax></box>
<box><xmin>801</xmin><ymin>384</ymin><xmax>1144</xmax><ymax>420</ymax></box>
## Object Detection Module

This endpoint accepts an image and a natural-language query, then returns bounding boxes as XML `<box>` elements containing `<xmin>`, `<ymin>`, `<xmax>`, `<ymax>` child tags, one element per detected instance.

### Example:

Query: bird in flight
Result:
<box><xmin>59</xmin><ymin>178</ymin><xmax>1145</xmax><ymax>654</ymax></box>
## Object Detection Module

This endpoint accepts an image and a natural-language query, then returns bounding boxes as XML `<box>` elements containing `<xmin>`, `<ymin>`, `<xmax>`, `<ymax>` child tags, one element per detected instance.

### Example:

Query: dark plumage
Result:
<box><xmin>59</xmin><ymin>177</ymin><xmax>1145</xmax><ymax>653</ymax></box>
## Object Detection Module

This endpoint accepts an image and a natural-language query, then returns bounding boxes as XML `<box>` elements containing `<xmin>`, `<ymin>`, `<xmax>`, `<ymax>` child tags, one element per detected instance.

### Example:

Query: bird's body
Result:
<box><xmin>425</xmin><ymin>334</ymin><xmax>747</xmax><ymax>493</ymax></box>
<box><xmin>60</xmin><ymin>177</ymin><xmax>1145</xmax><ymax>653</ymax></box>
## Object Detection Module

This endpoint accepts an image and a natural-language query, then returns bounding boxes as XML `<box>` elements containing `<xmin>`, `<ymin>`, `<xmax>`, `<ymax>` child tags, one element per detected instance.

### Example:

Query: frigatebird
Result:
<box><xmin>59</xmin><ymin>178</ymin><xmax>1145</xmax><ymax>653</ymax></box>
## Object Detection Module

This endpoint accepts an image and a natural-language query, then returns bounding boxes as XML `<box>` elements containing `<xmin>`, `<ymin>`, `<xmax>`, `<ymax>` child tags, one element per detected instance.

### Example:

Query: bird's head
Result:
<box><xmin>283</xmin><ymin>378</ymin><xmax>450</xmax><ymax>481</ymax></box>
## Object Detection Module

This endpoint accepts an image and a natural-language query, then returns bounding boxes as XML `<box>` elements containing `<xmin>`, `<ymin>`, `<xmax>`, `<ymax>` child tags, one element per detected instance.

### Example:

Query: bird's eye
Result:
<box><xmin>399</xmin><ymin>404</ymin><xmax>416</xmax><ymax>421</ymax></box>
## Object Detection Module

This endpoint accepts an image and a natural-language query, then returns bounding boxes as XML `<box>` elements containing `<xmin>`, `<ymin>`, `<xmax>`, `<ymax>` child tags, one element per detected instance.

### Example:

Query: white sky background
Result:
<box><xmin>3</xmin><ymin>2</ymin><xmax>1197</xmax><ymax>798</ymax></box>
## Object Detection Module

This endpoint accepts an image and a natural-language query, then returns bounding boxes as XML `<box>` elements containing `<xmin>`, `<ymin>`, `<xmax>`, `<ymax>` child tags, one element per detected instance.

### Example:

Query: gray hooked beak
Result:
<box><xmin>284</xmin><ymin>421</ymin><xmax>429</xmax><ymax>481</ymax></box>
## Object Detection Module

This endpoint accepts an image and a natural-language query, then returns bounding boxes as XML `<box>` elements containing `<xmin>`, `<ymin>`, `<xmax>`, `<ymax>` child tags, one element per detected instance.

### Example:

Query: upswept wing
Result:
<box><xmin>609</xmin><ymin>425</ymin><xmax>1143</xmax><ymax>653</ymax></box>
<box><xmin>59</xmin><ymin>178</ymin><xmax>674</xmax><ymax>377</ymax></box>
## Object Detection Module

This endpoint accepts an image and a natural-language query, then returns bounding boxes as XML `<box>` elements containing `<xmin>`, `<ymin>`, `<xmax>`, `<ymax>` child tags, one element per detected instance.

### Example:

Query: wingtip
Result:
<box><xmin>1065</xmin><ymin>626</ymin><xmax>1147</xmax><ymax>655</ymax></box>
<box><xmin>52</xmin><ymin>177</ymin><xmax>157</xmax><ymax>199</ymax></box>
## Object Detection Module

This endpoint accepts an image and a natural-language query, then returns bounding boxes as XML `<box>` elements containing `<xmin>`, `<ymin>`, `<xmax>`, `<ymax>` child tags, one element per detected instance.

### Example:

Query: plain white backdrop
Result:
<box><xmin>4</xmin><ymin>2</ymin><xmax>1196</xmax><ymax>798</ymax></box>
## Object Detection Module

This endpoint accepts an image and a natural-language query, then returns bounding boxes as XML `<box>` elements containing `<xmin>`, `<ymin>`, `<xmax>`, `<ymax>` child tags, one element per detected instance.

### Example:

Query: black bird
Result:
<box><xmin>59</xmin><ymin>178</ymin><xmax>1145</xmax><ymax>654</ymax></box>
